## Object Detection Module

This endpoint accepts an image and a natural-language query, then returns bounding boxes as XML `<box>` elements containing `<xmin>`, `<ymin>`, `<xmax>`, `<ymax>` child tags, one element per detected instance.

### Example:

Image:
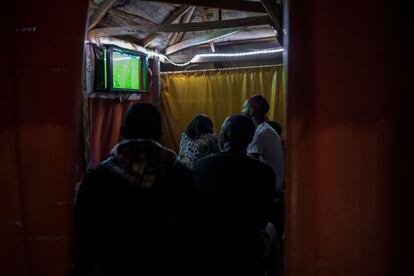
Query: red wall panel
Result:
<box><xmin>0</xmin><ymin>4</ymin><xmax>27</xmax><ymax>276</ymax></box>
<box><xmin>285</xmin><ymin>0</ymin><xmax>411</xmax><ymax>275</ymax></box>
<box><xmin>1</xmin><ymin>1</ymin><xmax>89</xmax><ymax>275</ymax></box>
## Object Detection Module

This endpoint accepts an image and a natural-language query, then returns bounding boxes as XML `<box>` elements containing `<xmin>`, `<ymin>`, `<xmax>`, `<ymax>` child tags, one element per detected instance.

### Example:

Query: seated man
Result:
<box><xmin>242</xmin><ymin>94</ymin><xmax>285</xmax><ymax>192</ymax></box>
<box><xmin>73</xmin><ymin>103</ymin><xmax>200</xmax><ymax>276</ymax></box>
<box><xmin>193</xmin><ymin>115</ymin><xmax>275</xmax><ymax>276</ymax></box>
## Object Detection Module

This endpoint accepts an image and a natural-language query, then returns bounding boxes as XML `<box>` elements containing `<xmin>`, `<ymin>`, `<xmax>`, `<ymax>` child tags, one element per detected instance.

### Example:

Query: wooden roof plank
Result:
<box><xmin>142</xmin><ymin>5</ymin><xmax>192</xmax><ymax>47</ymax></box>
<box><xmin>88</xmin><ymin>0</ymin><xmax>119</xmax><ymax>30</ymax></box>
<box><xmin>259</xmin><ymin>0</ymin><xmax>283</xmax><ymax>45</ymax></box>
<box><xmin>143</xmin><ymin>0</ymin><xmax>267</xmax><ymax>13</ymax></box>
<box><xmin>89</xmin><ymin>1</ymin><xmax>156</xmax><ymax>25</ymax></box>
<box><xmin>165</xmin><ymin>27</ymin><xmax>244</xmax><ymax>55</ymax></box>
<box><xmin>171</xmin><ymin>6</ymin><xmax>196</xmax><ymax>45</ymax></box>
<box><xmin>89</xmin><ymin>15</ymin><xmax>270</xmax><ymax>37</ymax></box>
<box><xmin>198</xmin><ymin>7</ymin><xmax>216</xmax><ymax>52</ymax></box>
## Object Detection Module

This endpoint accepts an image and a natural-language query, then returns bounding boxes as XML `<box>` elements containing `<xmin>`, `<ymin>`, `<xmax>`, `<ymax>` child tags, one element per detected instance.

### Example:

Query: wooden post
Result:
<box><xmin>151</xmin><ymin>52</ymin><xmax>161</xmax><ymax>108</ymax></box>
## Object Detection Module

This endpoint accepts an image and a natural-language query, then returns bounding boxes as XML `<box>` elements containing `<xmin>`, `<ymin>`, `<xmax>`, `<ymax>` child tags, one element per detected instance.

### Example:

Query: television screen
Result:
<box><xmin>93</xmin><ymin>45</ymin><xmax>148</xmax><ymax>93</ymax></box>
<box><xmin>112</xmin><ymin>50</ymin><xmax>141</xmax><ymax>91</ymax></box>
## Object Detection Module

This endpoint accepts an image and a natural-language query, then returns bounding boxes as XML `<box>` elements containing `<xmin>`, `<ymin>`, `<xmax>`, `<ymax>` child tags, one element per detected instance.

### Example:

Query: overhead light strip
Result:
<box><xmin>86</xmin><ymin>39</ymin><xmax>284</xmax><ymax>67</ymax></box>
<box><xmin>163</xmin><ymin>48</ymin><xmax>285</xmax><ymax>67</ymax></box>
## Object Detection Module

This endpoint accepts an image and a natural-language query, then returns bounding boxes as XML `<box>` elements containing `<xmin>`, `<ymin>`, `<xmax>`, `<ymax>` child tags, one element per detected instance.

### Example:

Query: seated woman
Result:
<box><xmin>178</xmin><ymin>114</ymin><xmax>220</xmax><ymax>168</ymax></box>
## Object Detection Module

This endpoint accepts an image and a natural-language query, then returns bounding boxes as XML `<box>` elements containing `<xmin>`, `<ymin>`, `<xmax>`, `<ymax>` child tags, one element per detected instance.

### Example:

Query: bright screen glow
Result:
<box><xmin>112</xmin><ymin>50</ymin><xmax>141</xmax><ymax>90</ymax></box>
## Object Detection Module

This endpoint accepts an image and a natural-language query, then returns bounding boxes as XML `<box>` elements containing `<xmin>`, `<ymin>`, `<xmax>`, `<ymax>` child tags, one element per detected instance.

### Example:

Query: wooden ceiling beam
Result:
<box><xmin>89</xmin><ymin>1</ymin><xmax>155</xmax><ymax>25</ymax></box>
<box><xmin>170</xmin><ymin>6</ymin><xmax>196</xmax><ymax>45</ymax></box>
<box><xmin>164</xmin><ymin>27</ymin><xmax>244</xmax><ymax>55</ymax></box>
<box><xmin>195</xmin><ymin>36</ymin><xmax>278</xmax><ymax>50</ymax></box>
<box><xmin>144</xmin><ymin>0</ymin><xmax>267</xmax><ymax>13</ymax></box>
<box><xmin>89</xmin><ymin>15</ymin><xmax>270</xmax><ymax>37</ymax></box>
<box><xmin>169</xmin><ymin>51</ymin><xmax>281</xmax><ymax>64</ymax></box>
<box><xmin>88</xmin><ymin>0</ymin><xmax>119</xmax><ymax>30</ymax></box>
<box><xmin>164</xmin><ymin>35</ymin><xmax>278</xmax><ymax>60</ymax></box>
<box><xmin>167</xmin><ymin>36</ymin><xmax>278</xmax><ymax>59</ymax></box>
<box><xmin>259</xmin><ymin>0</ymin><xmax>283</xmax><ymax>45</ymax></box>
<box><xmin>198</xmin><ymin>7</ymin><xmax>216</xmax><ymax>52</ymax></box>
<box><xmin>142</xmin><ymin>5</ymin><xmax>192</xmax><ymax>47</ymax></box>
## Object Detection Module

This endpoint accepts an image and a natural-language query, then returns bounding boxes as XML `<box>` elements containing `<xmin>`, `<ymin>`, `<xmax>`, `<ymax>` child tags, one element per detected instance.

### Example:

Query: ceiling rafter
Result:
<box><xmin>259</xmin><ymin>0</ymin><xmax>283</xmax><ymax>45</ymax></box>
<box><xmin>141</xmin><ymin>5</ymin><xmax>192</xmax><ymax>47</ymax></box>
<box><xmin>198</xmin><ymin>7</ymin><xmax>215</xmax><ymax>52</ymax></box>
<box><xmin>170</xmin><ymin>6</ymin><xmax>196</xmax><ymax>45</ymax></box>
<box><xmin>87</xmin><ymin>0</ymin><xmax>282</xmax><ymax>55</ymax></box>
<box><xmin>165</xmin><ymin>27</ymin><xmax>244</xmax><ymax>55</ymax></box>
<box><xmin>143</xmin><ymin>0</ymin><xmax>267</xmax><ymax>13</ymax></box>
<box><xmin>89</xmin><ymin>16</ymin><xmax>270</xmax><ymax>37</ymax></box>
<box><xmin>89</xmin><ymin>1</ymin><xmax>156</xmax><ymax>25</ymax></box>
<box><xmin>88</xmin><ymin>0</ymin><xmax>120</xmax><ymax>30</ymax></box>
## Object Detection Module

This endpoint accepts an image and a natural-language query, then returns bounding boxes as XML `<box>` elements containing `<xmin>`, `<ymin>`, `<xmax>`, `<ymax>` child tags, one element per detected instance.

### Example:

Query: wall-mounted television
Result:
<box><xmin>94</xmin><ymin>45</ymin><xmax>149</xmax><ymax>93</ymax></box>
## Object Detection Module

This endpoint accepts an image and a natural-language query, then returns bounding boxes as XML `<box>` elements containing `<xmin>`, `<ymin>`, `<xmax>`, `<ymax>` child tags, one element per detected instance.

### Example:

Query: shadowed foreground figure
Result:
<box><xmin>193</xmin><ymin>115</ymin><xmax>275</xmax><ymax>276</ymax></box>
<box><xmin>73</xmin><ymin>103</ymin><xmax>200</xmax><ymax>276</ymax></box>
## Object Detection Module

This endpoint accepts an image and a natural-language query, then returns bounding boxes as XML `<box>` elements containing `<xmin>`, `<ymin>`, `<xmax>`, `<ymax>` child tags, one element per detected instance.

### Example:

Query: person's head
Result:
<box><xmin>220</xmin><ymin>114</ymin><xmax>255</xmax><ymax>154</ymax></box>
<box><xmin>120</xmin><ymin>103</ymin><xmax>162</xmax><ymax>141</ymax></box>
<box><xmin>241</xmin><ymin>94</ymin><xmax>270</xmax><ymax>124</ymax></box>
<box><xmin>267</xmin><ymin>121</ymin><xmax>282</xmax><ymax>136</ymax></box>
<box><xmin>185</xmin><ymin>114</ymin><xmax>214</xmax><ymax>140</ymax></box>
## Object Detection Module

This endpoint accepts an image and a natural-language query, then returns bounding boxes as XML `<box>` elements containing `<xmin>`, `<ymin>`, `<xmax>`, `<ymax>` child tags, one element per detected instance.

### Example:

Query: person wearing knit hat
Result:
<box><xmin>242</xmin><ymin>94</ymin><xmax>285</xmax><ymax>192</ymax></box>
<box><xmin>242</xmin><ymin>94</ymin><xmax>270</xmax><ymax>123</ymax></box>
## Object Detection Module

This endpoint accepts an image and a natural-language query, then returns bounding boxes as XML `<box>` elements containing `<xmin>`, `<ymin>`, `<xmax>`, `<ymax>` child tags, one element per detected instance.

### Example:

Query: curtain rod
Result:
<box><xmin>161</xmin><ymin>64</ymin><xmax>283</xmax><ymax>75</ymax></box>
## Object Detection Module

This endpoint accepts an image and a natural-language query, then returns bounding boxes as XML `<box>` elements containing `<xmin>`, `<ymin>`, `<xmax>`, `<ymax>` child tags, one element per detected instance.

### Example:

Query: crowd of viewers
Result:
<box><xmin>73</xmin><ymin>94</ymin><xmax>285</xmax><ymax>276</ymax></box>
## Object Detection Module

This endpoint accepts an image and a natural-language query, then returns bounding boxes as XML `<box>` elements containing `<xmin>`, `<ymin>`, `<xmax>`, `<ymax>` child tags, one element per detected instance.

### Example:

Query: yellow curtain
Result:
<box><xmin>160</xmin><ymin>65</ymin><xmax>286</xmax><ymax>152</ymax></box>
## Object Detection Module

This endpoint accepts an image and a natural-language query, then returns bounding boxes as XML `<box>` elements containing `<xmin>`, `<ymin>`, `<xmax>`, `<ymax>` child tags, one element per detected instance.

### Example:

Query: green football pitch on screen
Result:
<box><xmin>112</xmin><ymin>51</ymin><xmax>140</xmax><ymax>90</ymax></box>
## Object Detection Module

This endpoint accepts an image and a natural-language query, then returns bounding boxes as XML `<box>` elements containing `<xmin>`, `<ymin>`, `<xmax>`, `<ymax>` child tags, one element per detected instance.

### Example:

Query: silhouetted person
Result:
<box><xmin>178</xmin><ymin>114</ymin><xmax>220</xmax><ymax>168</ymax></box>
<box><xmin>242</xmin><ymin>95</ymin><xmax>284</xmax><ymax>192</ymax></box>
<box><xmin>193</xmin><ymin>115</ymin><xmax>275</xmax><ymax>276</ymax></box>
<box><xmin>73</xmin><ymin>103</ymin><xmax>200</xmax><ymax>276</ymax></box>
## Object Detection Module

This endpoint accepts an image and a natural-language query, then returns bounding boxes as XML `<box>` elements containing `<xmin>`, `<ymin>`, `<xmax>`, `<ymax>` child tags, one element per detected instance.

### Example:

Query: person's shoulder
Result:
<box><xmin>255</xmin><ymin>123</ymin><xmax>280</xmax><ymax>142</ymax></box>
<box><xmin>166</xmin><ymin>160</ymin><xmax>198</xmax><ymax>191</ymax></box>
<box><xmin>79</xmin><ymin>165</ymin><xmax>113</xmax><ymax>190</ymax></box>
<box><xmin>172</xmin><ymin>160</ymin><xmax>193</xmax><ymax>174</ymax></box>
<box><xmin>246</xmin><ymin>156</ymin><xmax>274</xmax><ymax>174</ymax></box>
<box><xmin>193</xmin><ymin>153</ymin><xmax>222</xmax><ymax>170</ymax></box>
<box><xmin>259</xmin><ymin>123</ymin><xmax>278</xmax><ymax>135</ymax></box>
<box><xmin>87</xmin><ymin>163</ymin><xmax>115</xmax><ymax>178</ymax></box>
<box><xmin>196</xmin><ymin>152</ymin><xmax>222</xmax><ymax>162</ymax></box>
<box><xmin>75</xmin><ymin>165</ymin><xmax>114</xmax><ymax>203</ymax></box>
<box><xmin>252</xmin><ymin>123</ymin><xmax>269</xmax><ymax>137</ymax></box>
<box><xmin>166</xmin><ymin>159</ymin><xmax>196</xmax><ymax>183</ymax></box>
<box><xmin>82</xmin><ymin>165</ymin><xmax>103</xmax><ymax>181</ymax></box>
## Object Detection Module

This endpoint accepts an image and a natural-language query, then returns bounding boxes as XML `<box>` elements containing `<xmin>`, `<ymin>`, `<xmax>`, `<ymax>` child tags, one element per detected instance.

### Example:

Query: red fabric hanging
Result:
<box><xmin>1</xmin><ymin>1</ymin><xmax>89</xmax><ymax>275</ymax></box>
<box><xmin>88</xmin><ymin>98</ymin><xmax>139</xmax><ymax>168</ymax></box>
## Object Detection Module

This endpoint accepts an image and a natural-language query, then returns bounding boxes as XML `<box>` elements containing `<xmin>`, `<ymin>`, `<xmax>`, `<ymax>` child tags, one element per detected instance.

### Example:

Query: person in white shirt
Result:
<box><xmin>241</xmin><ymin>94</ymin><xmax>284</xmax><ymax>192</ymax></box>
